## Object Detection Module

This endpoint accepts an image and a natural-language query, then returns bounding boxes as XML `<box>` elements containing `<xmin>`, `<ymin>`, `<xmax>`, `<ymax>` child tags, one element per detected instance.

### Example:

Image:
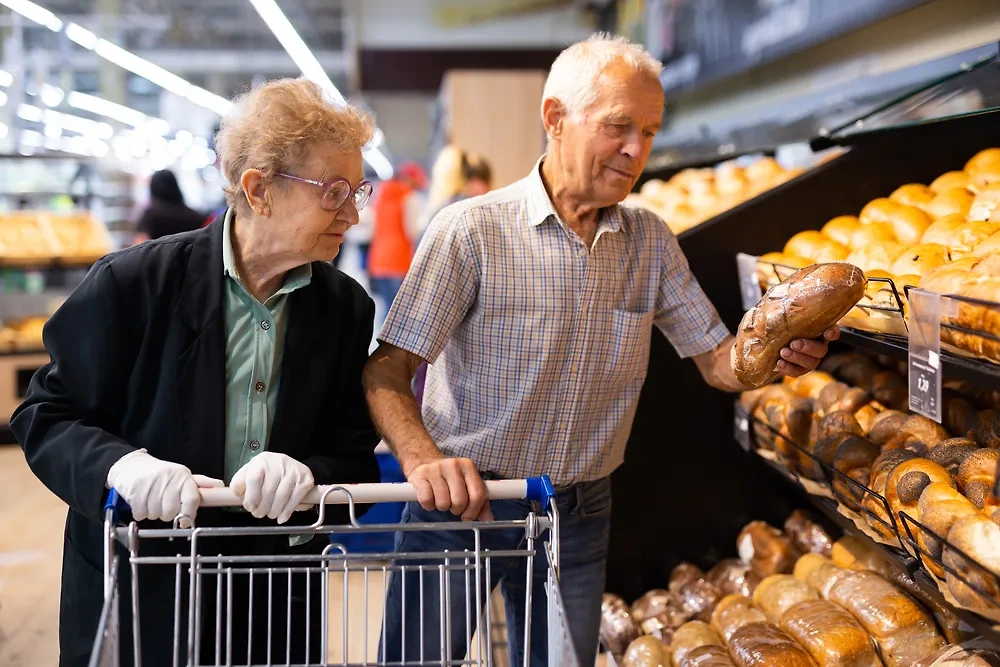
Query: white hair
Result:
<box><xmin>542</xmin><ymin>32</ymin><xmax>663</xmax><ymax>116</ymax></box>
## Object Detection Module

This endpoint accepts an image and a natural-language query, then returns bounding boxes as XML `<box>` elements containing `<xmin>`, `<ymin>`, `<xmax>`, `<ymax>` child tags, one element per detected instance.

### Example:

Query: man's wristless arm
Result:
<box><xmin>693</xmin><ymin>335</ymin><xmax>750</xmax><ymax>393</ymax></box>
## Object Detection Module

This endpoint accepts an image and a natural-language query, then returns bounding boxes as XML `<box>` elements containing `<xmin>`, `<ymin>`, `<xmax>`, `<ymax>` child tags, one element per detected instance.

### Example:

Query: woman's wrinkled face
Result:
<box><xmin>270</xmin><ymin>143</ymin><xmax>364</xmax><ymax>263</ymax></box>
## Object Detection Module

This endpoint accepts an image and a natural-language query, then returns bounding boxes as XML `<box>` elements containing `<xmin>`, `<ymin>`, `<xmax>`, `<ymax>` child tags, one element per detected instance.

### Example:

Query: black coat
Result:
<box><xmin>11</xmin><ymin>215</ymin><xmax>381</xmax><ymax>666</ymax></box>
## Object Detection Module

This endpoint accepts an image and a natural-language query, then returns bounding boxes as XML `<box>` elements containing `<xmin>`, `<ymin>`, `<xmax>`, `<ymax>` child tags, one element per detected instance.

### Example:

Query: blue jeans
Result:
<box><xmin>370</xmin><ymin>276</ymin><xmax>404</xmax><ymax>313</ymax></box>
<box><xmin>379</xmin><ymin>477</ymin><xmax>611</xmax><ymax>666</ymax></box>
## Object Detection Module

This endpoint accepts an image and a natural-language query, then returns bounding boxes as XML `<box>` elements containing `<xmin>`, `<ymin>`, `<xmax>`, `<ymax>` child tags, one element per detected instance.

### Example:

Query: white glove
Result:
<box><xmin>229</xmin><ymin>452</ymin><xmax>314</xmax><ymax>524</ymax></box>
<box><xmin>106</xmin><ymin>449</ymin><xmax>224</xmax><ymax>526</ymax></box>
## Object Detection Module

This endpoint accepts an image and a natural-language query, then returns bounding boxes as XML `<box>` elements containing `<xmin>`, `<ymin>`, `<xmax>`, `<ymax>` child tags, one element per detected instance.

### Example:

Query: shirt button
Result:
<box><xmin>261</xmin><ymin>320</ymin><xmax>271</xmax><ymax>331</ymax></box>
<box><xmin>249</xmin><ymin>440</ymin><xmax>260</xmax><ymax>451</ymax></box>
<box><xmin>255</xmin><ymin>381</ymin><xmax>265</xmax><ymax>393</ymax></box>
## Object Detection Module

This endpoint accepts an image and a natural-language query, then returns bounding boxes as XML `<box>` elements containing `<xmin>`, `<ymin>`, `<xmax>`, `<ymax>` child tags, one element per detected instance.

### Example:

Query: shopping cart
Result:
<box><xmin>88</xmin><ymin>476</ymin><xmax>580</xmax><ymax>667</ymax></box>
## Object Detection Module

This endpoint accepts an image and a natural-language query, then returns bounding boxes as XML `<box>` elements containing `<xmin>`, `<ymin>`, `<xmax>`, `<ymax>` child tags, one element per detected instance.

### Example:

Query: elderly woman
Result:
<box><xmin>12</xmin><ymin>78</ymin><xmax>380</xmax><ymax>666</ymax></box>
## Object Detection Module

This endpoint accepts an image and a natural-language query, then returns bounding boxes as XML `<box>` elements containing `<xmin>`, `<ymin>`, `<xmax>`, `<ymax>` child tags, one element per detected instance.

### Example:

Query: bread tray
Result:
<box><xmin>898</xmin><ymin>511</ymin><xmax>1000</xmax><ymax>633</ymax></box>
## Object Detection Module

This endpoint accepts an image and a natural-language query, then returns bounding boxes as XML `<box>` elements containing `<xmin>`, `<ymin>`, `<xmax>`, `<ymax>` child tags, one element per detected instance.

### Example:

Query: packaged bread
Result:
<box><xmin>622</xmin><ymin>635</ymin><xmax>673</xmax><ymax>667</ymax></box>
<box><xmin>931</xmin><ymin>172</ymin><xmax>972</xmax><ymax>194</ymax></box>
<box><xmin>738</xmin><ymin>522</ymin><xmax>801</xmax><ymax>579</ymax></box>
<box><xmin>670</xmin><ymin>563</ymin><xmax>705</xmax><ymax>595</ymax></box>
<box><xmin>928</xmin><ymin>188</ymin><xmax>976</xmax><ymax>220</ymax></box>
<box><xmin>794</xmin><ymin>555</ymin><xmax>849</xmax><ymax>599</ymax></box>
<box><xmin>732</xmin><ymin>263</ymin><xmax>866</xmax><ymax>389</ymax></box>
<box><xmin>670</xmin><ymin>621</ymin><xmax>724</xmax><ymax>666</ymax></box>
<box><xmin>678</xmin><ymin>645</ymin><xmax>737</xmax><ymax>667</ymax></box>
<box><xmin>644</xmin><ymin>607</ymin><xmax>692</xmax><ymax>641</ymax></box>
<box><xmin>678</xmin><ymin>579</ymin><xmax>723</xmax><ymax>621</ymax></box>
<box><xmin>944</xmin><ymin>514</ymin><xmax>1000</xmax><ymax>608</ymax></box>
<box><xmin>891</xmin><ymin>183</ymin><xmax>934</xmax><ymax>210</ymax></box>
<box><xmin>890</xmin><ymin>243</ymin><xmax>951</xmax><ymax>277</ymax></box>
<box><xmin>752</xmin><ymin>575</ymin><xmax>821</xmax><ymax>624</ymax></box>
<box><xmin>779</xmin><ymin>599</ymin><xmax>881</xmax><ymax>667</ymax></box>
<box><xmin>827</xmin><ymin>570</ymin><xmax>946</xmax><ymax>666</ymax></box>
<box><xmin>912</xmin><ymin>641</ymin><xmax>1000</xmax><ymax>666</ymax></box>
<box><xmin>727</xmin><ymin>622</ymin><xmax>819</xmax><ymax>666</ymax></box>
<box><xmin>917</xmin><ymin>482</ymin><xmax>981</xmax><ymax>577</ymax></box>
<box><xmin>706</xmin><ymin>559</ymin><xmax>760</xmax><ymax>598</ymax></box>
<box><xmin>783</xmin><ymin>510</ymin><xmax>833</xmax><ymax>557</ymax></box>
<box><xmin>710</xmin><ymin>594</ymin><xmax>768</xmax><ymax>641</ymax></box>
<box><xmin>633</xmin><ymin>589</ymin><xmax>678</xmax><ymax>624</ymax></box>
<box><xmin>602</xmin><ymin>593</ymin><xmax>641</xmax><ymax>658</ymax></box>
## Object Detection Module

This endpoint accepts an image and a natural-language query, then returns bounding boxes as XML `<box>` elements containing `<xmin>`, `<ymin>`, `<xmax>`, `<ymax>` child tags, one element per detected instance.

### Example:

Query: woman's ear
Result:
<box><xmin>240</xmin><ymin>169</ymin><xmax>271</xmax><ymax>216</ymax></box>
<box><xmin>541</xmin><ymin>97</ymin><xmax>565</xmax><ymax>142</ymax></box>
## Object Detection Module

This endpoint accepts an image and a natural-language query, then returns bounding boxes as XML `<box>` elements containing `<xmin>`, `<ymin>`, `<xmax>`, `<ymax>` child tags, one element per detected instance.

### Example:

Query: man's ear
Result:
<box><xmin>240</xmin><ymin>169</ymin><xmax>271</xmax><ymax>216</ymax></box>
<box><xmin>541</xmin><ymin>97</ymin><xmax>566</xmax><ymax>142</ymax></box>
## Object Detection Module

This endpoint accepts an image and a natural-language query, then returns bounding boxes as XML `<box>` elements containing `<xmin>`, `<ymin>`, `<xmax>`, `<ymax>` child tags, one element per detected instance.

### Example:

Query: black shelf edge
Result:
<box><xmin>839</xmin><ymin>327</ymin><xmax>1000</xmax><ymax>390</ymax></box>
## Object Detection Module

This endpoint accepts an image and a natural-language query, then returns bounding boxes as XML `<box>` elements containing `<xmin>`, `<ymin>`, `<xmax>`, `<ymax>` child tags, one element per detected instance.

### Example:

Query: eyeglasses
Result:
<box><xmin>275</xmin><ymin>172</ymin><xmax>374</xmax><ymax>211</ymax></box>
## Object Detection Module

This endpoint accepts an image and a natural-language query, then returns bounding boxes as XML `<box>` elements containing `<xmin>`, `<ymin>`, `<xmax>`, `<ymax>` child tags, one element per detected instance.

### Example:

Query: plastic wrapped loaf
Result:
<box><xmin>752</xmin><ymin>575</ymin><xmax>821</xmax><ymax>624</ymax></box>
<box><xmin>707</xmin><ymin>559</ymin><xmax>761</xmax><ymax>598</ymax></box>
<box><xmin>710</xmin><ymin>594</ymin><xmax>768</xmax><ymax>641</ymax></box>
<box><xmin>784</xmin><ymin>510</ymin><xmax>834</xmax><ymax>558</ymax></box>
<box><xmin>911</xmin><ymin>639</ymin><xmax>1000</xmax><ymax>666</ymax></box>
<box><xmin>621</xmin><ymin>635</ymin><xmax>673</xmax><ymax>667</ymax></box>
<box><xmin>601</xmin><ymin>593</ymin><xmax>641</xmax><ymax>659</ymax></box>
<box><xmin>827</xmin><ymin>571</ymin><xmax>945</xmax><ymax>666</ymax></box>
<box><xmin>670</xmin><ymin>621</ymin><xmax>724</xmax><ymax>666</ymax></box>
<box><xmin>678</xmin><ymin>579</ymin><xmax>724</xmax><ymax>621</ymax></box>
<box><xmin>670</xmin><ymin>563</ymin><xmax>706</xmax><ymax>594</ymax></box>
<box><xmin>679</xmin><ymin>645</ymin><xmax>737</xmax><ymax>667</ymax></box>
<box><xmin>732</xmin><ymin>263</ymin><xmax>866</xmax><ymax>389</ymax></box>
<box><xmin>727</xmin><ymin>622</ymin><xmax>819</xmax><ymax>666</ymax></box>
<box><xmin>738</xmin><ymin>521</ymin><xmax>801</xmax><ymax>580</ymax></box>
<box><xmin>633</xmin><ymin>589</ymin><xmax>681</xmax><ymax>624</ymax></box>
<box><xmin>779</xmin><ymin>599</ymin><xmax>881</xmax><ymax>667</ymax></box>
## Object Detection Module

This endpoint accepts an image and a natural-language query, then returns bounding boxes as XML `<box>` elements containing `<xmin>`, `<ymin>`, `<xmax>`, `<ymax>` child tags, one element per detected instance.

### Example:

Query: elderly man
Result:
<box><xmin>364</xmin><ymin>34</ymin><xmax>837</xmax><ymax>665</ymax></box>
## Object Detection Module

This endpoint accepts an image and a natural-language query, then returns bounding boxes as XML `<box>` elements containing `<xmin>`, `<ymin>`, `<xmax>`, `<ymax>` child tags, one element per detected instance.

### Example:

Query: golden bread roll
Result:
<box><xmin>970</xmin><ymin>255</ymin><xmax>1000</xmax><ymax>277</ymax></box>
<box><xmin>972</xmin><ymin>162</ymin><xmax>1000</xmax><ymax>193</ymax></box>
<box><xmin>890</xmin><ymin>243</ymin><xmax>950</xmax><ymax>277</ymax></box>
<box><xmin>849</xmin><ymin>222</ymin><xmax>895</xmax><ymax>249</ymax></box>
<box><xmin>970</xmin><ymin>183</ymin><xmax>1000</xmax><ymax>222</ymax></box>
<box><xmin>813</xmin><ymin>242</ymin><xmax>850</xmax><ymax>263</ymax></box>
<box><xmin>791</xmin><ymin>371</ymin><xmax>835</xmax><ymax>400</ymax></box>
<box><xmin>948</xmin><ymin>220</ymin><xmax>1000</xmax><ymax>258</ymax></box>
<box><xmin>622</xmin><ymin>635</ymin><xmax>673</xmax><ymax>667</ymax></box>
<box><xmin>746</xmin><ymin>157</ymin><xmax>783</xmax><ymax>183</ymax></box>
<box><xmin>679</xmin><ymin>645</ymin><xmax>736</xmax><ymax>667</ymax></box>
<box><xmin>891</xmin><ymin>183</ymin><xmax>934</xmax><ymax>210</ymax></box>
<box><xmin>757</xmin><ymin>252</ymin><xmax>810</xmax><ymax>288</ymax></box>
<box><xmin>738</xmin><ymin>522</ymin><xmax>801</xmax><ymax>580</ymax></box>
<box><xmin>671</xmin><ymin>621</ymin><xmax>723</xmax><ymax>666</ymax></box>
<box><xmin>917</xmin><ymin>482</ymin><xmax>981</xmax><ymax>577</ymax></box>
<box><xmin>846</xmin><ymin>242</ymin><xmax>905</xmax><ymax>273</ymax></box>
<box><xmin>709</xmin><ymin>594</ymin><xmax>767</xmax><ymax>641</ymax></box>
<box><xmin>791</xmin><ymin>553</ymin><xmax>830</xmax><ymax>583</ymax></box>
<box><xmin>732</xmin><ymin>263</ymin><xmax>866</xmax><ymax>389</ymax></box>
<box><xmin>784</xmin><ymin>231</ymin><xmax>829</xmax><ymax>260</ymax></box>
<box><xmin>886</xmin><ymin>204</ymin><xmax>933</xmax><ymax>245</ymax></box>
<box><xmin>779</xmin><ymin>599</ymin><xmax>881</xmax><ymax>667</ymax></box>
<box><xmin>859</xmin><ymin>198</ymin><xmax>898</xmax><ymax>225</ymax></box>
<box><xmin>821</xmin><ymin>216</ymin><xmax>861</xmax><ymax>247</ymax></box>
<box><xmin>919</xmin><ymin>259</ymin><xmax>977</xmax><ymax>295</ymax></box>
<box><xmin>886</xmin><ymin>458</ymin><xmax>954</xmax><ymax>546</ymax></box>
<box><xmin>927</xmin><ymin>187</ymin><xmax>975</xmax><ymax>219</ymax></box>
<box><xmin>953</xmin><ymin>278</ymin><xmax>1000</xmax><ymax>360</ymax></box>
<box><xmin>864</xmin><ymin>450</ymin><xmax>919</xmax><ymax>541</ymax></box>
<box><xmin>965</xmin><ymin>148</ymin><xmax>1000</xmax><ymax>174</ymax></box>
<box><xmin>752</xmin><ymin>575</ymin><xmax>821</xmax><ymax>624</ymax></box>
<box><xmin>727</xmin><ymin>622</ymin><xmax>819</xmax><ymax>667</ymax></box>
<box><xmin>944</xmin><ymin>514</ymin><xmax>1000</xmax><ymax>608</ymax></box>
<box><xmin>931</xmin><ymin>171</ymin><xmax>972</xmax><ymax>193</ymax></box>
<box><xmin>827</xmin><ymin>570</ymin><xmax>945</xmax><ymax>667</ymax></box>
<box><xmin>922</xmin><ymin>213</ymin><xmax>970</xmax><ymax>245</ymax></box>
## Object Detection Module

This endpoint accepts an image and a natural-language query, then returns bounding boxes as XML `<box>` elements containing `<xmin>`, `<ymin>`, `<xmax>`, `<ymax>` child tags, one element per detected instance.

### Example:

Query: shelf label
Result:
<box><xmin>736</xmin><ymin>252</ymin><xmax>763</xmax><ymax>311</ymax></box>
<box><xmin>908</xmin><ymin>288</ymin><xmax>942</xmax><ymax>423</ymax></box>
<box><xmin>734</xmin><ymin>401</ymin><xmax>751</xmax><ymax>452</ymax></box>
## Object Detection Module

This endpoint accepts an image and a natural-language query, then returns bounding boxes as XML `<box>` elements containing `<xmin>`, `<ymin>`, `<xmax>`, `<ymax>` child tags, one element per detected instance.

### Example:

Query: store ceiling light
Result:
<box><xmin>66</xmin><ymin>90</ymin><xmax>167</xmax><ymax>133</ymax></box>
<box><xmin>247</xmin><ymin>0</ymin><xmax>394</xmax><ymax>179</ymax></box>
<box><xmin>40</xmin><ymin>83</ymin><xmax>64</xmax><ymax>107</ymax></box>
<box><xmin>0</xmin><ymin>71</ymin><xmax>13</xmax><ymax>88</ymax></box>
<box><xmin>17</xmin><ymin>103</ymin><xmax>44</xmax><ymax>122</ymax></box>
<box><xmin>0</xmin><ymin>0</ymin><xmax>62</xmax><ymax>31</ymax></box>
<box><xmin>65</xmin><ymin>22</ymin><xmax>98</xmax><ymax>50</ymax></box>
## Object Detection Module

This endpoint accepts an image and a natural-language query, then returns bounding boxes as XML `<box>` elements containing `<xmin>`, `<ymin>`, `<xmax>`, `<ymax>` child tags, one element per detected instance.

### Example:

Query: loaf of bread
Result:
<box><xmin>622</xmin><ymin>635</ymin><xmax>673</xmax><ymax>667</ymax></box>
<box><xmin>633</xmin><ymin>589</ymin><xmax>678</xmax><ymax>623</ymax></box>
<box><xmin>792</xmin><ymin>554</ymin><xmax>850</xmax><ymax>598</ymax></box>
<box><xmin>784</xmin><ymin>510</ymin><xmax>834</xmax><ymax>557</ymax></box>
<box><xmin>678</xmin><ymin>579</ymin><xmax>723</xmax><ymax>621</ymax></box>
<box><xmin>602</xmin><ymin>593</ymin><xmax>641</xmax><ymax>658</ymax></box>
<box><xmin>928</xmin><ymin>188</ymin><xmax>975</xmax><ymax>219</ymax></box>
<box><xmin>732</xmin><ymin>263</ymin><xmax>866</xmax><ymax>389</ymax></box>
<box><xmin>931</xmin><ymin>172</ymin><xmax>972</xmax><ymax>194</ymax></box>
<box><xmin>822</xmin><ymin>216</ymin><xmax>860</xmax><ymax>248</ymax></box>
<box><xmin>890</xmin><ymin>243</ymin><xmax>951</xmax><ymax>277</ymax></box>
<box><xmin>738</xmin><ymin>522</ymin><xmax>801</xmax><ymax>579</ymax></box>
<box><xmin>886</xmin><ymin>459</ymin><xmax>955</xmax><ymax>546</ymax></box>
<box><xmin>710</xmin><ymin>594</ymin><xmax>768</xmax><ymax>641</ymax></box>
<box><xmin>678</xmin><ymin>645</ymin><xmax>737</xmax><ymax>667</ymax></box>
<box><xmin>671</xmin><ymin>621</ymin><xmax>724</xmax><ymax>666</ymax></box>
<box><xmin>956</xmin><ymin>448</ymin><xmax>999</xmax><ymax>511</ymax></box>
<box><xmin>671</xmin><ymin>564</ymin><xmax>706</xmax><ymax>595</ymax></box>
<box><xmin>727</xmin><ymin>622</ymin><xmax>820</xmax><ymax>667</ymax></box>
<box><xmin>892</xmin><ymin>183</ymin><xmax>934</xmax><ymax>210</ymax></box>
<box><xmin>944</xmin><ymin>514</ymin><xmax>1000</xmax><ymax>608</ymax></box>
<box><xmin>827</xmin><ymin>571</ymin><xmax>945</xmax><ymax>667</ymax></box>
<box><xmin>779</xmin><ymin>599</ymin><xmax>881</xmax><ymax>667</ymax></box>
<box><xmin>707</xmin><ymin>559</ymin><xmax>760</xmax><ymax>598</ymax></box>
<box><xmin>753</xmin><ymin>575</ymin><xmax>821</xmax><ymax>624</ymax></box>
<box><xmin>917</xmin><ymin>482</ymin><xmax>981</xmax><ymax>577</ymax></box>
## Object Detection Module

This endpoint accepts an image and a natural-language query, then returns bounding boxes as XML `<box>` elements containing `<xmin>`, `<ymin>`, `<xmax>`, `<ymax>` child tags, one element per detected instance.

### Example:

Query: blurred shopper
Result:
<box><xmin>420</xmin><ymin>143</ymin><xmax>466</xmax><ymax>233</ymax></box>
<box><xmin>364</xmin><ymin>34</ymin><xmax>838</xmax><ymax>666</ymax></box>
<box><xmin>134</xmin><ymin>169</ymin><xmax>207</xmax><ymax>242</ymax></box>
<box><xmin>12</xmin><ymin>78</ymin><xmax>380</xmax><ymax>667</ymax></box>
<box><xmin>366</xmin><ymin>162</ymin><xmax>426</xmax><ymax>315</ymax></box>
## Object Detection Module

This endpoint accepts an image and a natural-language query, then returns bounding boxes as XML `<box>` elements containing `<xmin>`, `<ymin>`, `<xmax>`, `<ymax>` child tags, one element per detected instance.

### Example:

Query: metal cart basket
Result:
<box><xmin>89</xmin><ymin>476</ymin><xmax>579</xmax><ymax>667</ymax></box>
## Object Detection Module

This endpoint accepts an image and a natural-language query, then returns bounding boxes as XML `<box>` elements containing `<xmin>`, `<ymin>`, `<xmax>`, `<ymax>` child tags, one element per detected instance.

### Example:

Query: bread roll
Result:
<box><xmin>885</xmin><ymin>459</ymin><xmax>954</xmax><ymax>538</ymax></box>
<box><xmin>956</xmin><ymin>448</ymin><xmax>999</xmax><ymax>510</ymax></box>
<box><xmin>738</xmin><ymin>522</ymin><xmax>801</xmax><ymax>580</ymax></box>
<box><xmin>972</xmin><ymin>163</ymin><xmax>1000</xmax><ymax>193</ymax></box>
<box><xmin>732</xmin><ymin>263</ymin><xmax>866</xmax><ymax>388</ymax></box>
<box><xmin>927</xmin><ymin>438</ymin><xmax>979</xmax><ymax>476</ymax></box>
<box><xmin>972</xmin><ymin>232</ymin><xmax>1000</xmax><ymax>258</ymax></box>
<box><xmin>965</xmin><ymin>148</ymin><xmax>1000</xmax><ymax>174</ymax></box>
<box><xmin>890</xmin><ymin>243</ymin><xmax>951</xmax><ymax>277</ymax></box>
<box><xmin>746</xmin><ymin>157</ymin><xmax>783</xmax><ymax>183</ymax></box>
<box><xmin>602</xmin><ymin>593</ymin><xmax>641</xmax><ymax>657</ymax></box>
<box><xmin>922</xmin><ymin>213</ymin><xmax>971</xmax><ymax>245</ymax></box>
<box><xmin>679</xmin><ymin>645</ymin><xmax>736</xmax><ymax>667</ymax></box>
<box><xmin>918</xmin><ymin>482</ymin><xmax>981</xmax><ymax>577</ymax></box>
<box><xmin>944</xmin><ymin>514</ymin><xmax>1000</xmax><ymax>607</ymax></box>
<box><xmin>887</xmin><ymin>204</ymin><xmax>933</xmax><ymax>245</ymax></box>
<box><xmin>783</xmin><ymin>510</ymin><xmax>833</xmax><ymax>557</ymax></box>
<box><xmin>833</xmin><ymin>437</ymin><xmax>880</xmax><ymax>512</ymax></box>
<box><xmin>864</xmin><ymin>450</ymin><xmax>919</xmax><ymax>541</ymax></box>
<box><xmin>891</xmin><ymin>183</ymin><xmax>934</xmax><ymax>210</ymax></box>
<box><xmin>753</xmin><ymin>575</ymin><xmax>821</xmax><ymax>624</ymax></box>
<box><xmin>779</xmin><ymin>599</ymin><xmax>881</xmax><ymax>667</ymax></box>
<box><xmin>622</xmin><ymin>635</ymin><xmax>673</xmax><ymax>667</ymax></box>
<box><xmin>633</xmin><ymin>589</ymin><xmax>678</xmax><ymax>624</ymax></box>
<box><xmin>970</xmin><ymin>184</ymin><xmax>1000</xmax><ymax>222</ymax></box>
<box><xmin>948</xmin><ymin>221</ymin><xmax>1000</xmax><ymax>258</ymax></box>
<box><xmin>678</xmin><ymin>579</ymin><xmax>723</xmax><ymax>621</ymax></box>
<box><xmin>785</xmin><ymin>231</ymin><xmax>832</xmax><ymax>260</ymax></box>
<box><xmin>853</xmin><ymin>403</ymin><xmax>884</xmax><ymax>434</ymax></box>
<box><xmin>670</xmin><ymin>563</ymin><xmax>706</xmax><ymax>595</ymax></box>
<box><xmin>827</xmin><ymin>571</ymin><xmax>945</xmax><ymax>667</ymax></box>
<box><xmin>671</xmin><ymin>621</ymin><xmax>723</xmax><ymax>666</ymax></box>
<box><xmin>727</xmin><ymin>622</ymin><xmax>819</xmax><ymax>667</ymax></box>
<box><xmin>887</xmin><ymin>415</ymin><xmax>950</xmax><ymax>452</ymax></box>
<box><xmin>759</xmin><ymin>252</ymin><xmax>811</xmax><ymax>287</ymax></box>
<box><xmin>710</xmin><ymin>594</ymin><xmax>768</xmax><ymax>641</ymax></box>
<box><xmin>762</xmin><ymin>393</ymin><xmax>814</xmax><ymax>473</ymax></box>
<box><xmin>822</xmin><ymin>216</ymin><xmax>861</xmax><ymax>247</ymax></box>
<box><xmin>953</xmin><ymin>279</ymin><xmax>1000</xmax><ymax>359</ymax></box>
<box><xmin>707</xmin><ymin>559</ymin><xmax>760</xmax><ymax>598</ymax></box>
<box><xmin>859</xmin><ymin>198</ymin><xmax>898</xmax><ymax>225</ymax></box>
<box><xmin>928</xmin><ymin>188</ymin><xmax>975</xmax><ymax>219</ymax></box>
<box><xmin>845</xmin><ymin>242</ymin><xmax>906</xmax><ymax>273</ymax></box>
<box><xmin>791</xmin><ymin>371</ymin><xmax>836</xmax><ymax>400</ymax></box>
<box><xmin>815</xmin><ymin>411</ymin><xmax>864</xmax><ymax>444</ymax></box>
<box><xmin>920</xmin><ymin>258</ymin><xmax>977</xmax><ymax>295</ymax></box>
<box><xmin>931</xmin><ymin>171</ymin><xmax>972</xmax><ymax>194</ymax></box>
<box><xmin>867</xmin><ymin>410</ymin><xmax>908</xmax><ymax>447</ymax></box>
<box><xmin>963</xmin><ymin>409</ymin><xmax>1000</xmax><ymax>449</ymax></box>
<box><xmin>849</xmin><ymin>222</ymin><xmax>896</xmax><ymax>250</ymax></box>
<box><xmin>944</xmin><ymin>395</ymin><xmax>978</xmax><ymax>441</ymax></box>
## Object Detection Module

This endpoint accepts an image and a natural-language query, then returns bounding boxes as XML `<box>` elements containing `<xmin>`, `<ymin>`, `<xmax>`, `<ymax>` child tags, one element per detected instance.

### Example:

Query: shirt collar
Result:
<box><xmin>222</xmin><ymin>208</ymin><xmax>313</xmax><ymax>297</ymax></box>
<box><xmin>526</xmin><ymin>156</ymin><xmax>624</xmax><ymax>234</ymax></box>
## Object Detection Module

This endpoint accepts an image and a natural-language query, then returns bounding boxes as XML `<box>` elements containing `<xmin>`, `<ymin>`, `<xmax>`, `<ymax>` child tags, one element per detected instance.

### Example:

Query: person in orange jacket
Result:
<box><xmin>367</xmin><ymin>162</ymin><xmax>427</xmax><ymax>314</ymax></box>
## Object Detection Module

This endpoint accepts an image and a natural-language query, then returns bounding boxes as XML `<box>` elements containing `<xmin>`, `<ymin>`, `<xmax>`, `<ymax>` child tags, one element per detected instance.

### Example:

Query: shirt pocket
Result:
<box><xmin>607</xmin><ymin>309</ymin><xmax>653</xmax><ymax>379</ymax></box>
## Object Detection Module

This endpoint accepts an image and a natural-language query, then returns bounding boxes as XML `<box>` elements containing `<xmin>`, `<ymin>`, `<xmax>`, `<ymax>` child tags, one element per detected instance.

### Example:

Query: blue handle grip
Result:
<box><xmin>524</xmin><ymin>475</ymin><xmax>556</xmax><ymax>507</ymax></box>
<box><xmin>104</xmin><ymin>488</ymin><xmax>131</xmax><ymax>523</ymax></box>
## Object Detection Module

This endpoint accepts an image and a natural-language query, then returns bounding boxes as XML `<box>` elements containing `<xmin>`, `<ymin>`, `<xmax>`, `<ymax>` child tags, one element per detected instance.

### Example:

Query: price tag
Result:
<box><xmin>734</xmin><ymin>401</ymin><xmax>751</xmax><ymax>452</ymax></box>
<box><xmin>736</xmin><ymin>252</ymin><xmax>763</xmax><ymax>311</ymax></box>
<box><xmin>908</xmin><ymin>288</ymin><xmax>942</xmax><ymax>423</ymax></box>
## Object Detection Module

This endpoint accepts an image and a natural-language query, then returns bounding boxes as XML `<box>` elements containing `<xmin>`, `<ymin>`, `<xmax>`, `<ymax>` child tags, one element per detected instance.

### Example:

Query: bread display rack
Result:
<box><xmin>604</xmin><ymin>41</ymin><xmax>1000</xmax><ymax>663</ymax></box>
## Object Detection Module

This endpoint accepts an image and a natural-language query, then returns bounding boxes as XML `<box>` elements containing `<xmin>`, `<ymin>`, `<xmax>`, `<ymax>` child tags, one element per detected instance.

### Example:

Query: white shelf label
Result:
<box><xmin>737</xmin><ymin>252</ymin><xmax>763</xmax><ymax>311</ymax></box>
<box><xmin>908</xmin><ymin>288</ymin><xmax>942</xmax><ymax>423</ymax></box>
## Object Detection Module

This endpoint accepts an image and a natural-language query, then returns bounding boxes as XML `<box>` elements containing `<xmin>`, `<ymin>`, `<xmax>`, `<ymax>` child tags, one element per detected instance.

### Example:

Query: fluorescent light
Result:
<box><xmin>247</xmin><ymin>0</ymin><xmax>393</xmax><ymax>179</ymax></box>
<box><xmin>66</xmin><ymin>90</ymin><xmax>167</xmax><ymax>131</ymax></box>
<box><xmin>17</xmin><ymin>103</ymin><xmax>44</xmax><ymax>122</ymax></box>
<box><xmin>185</xmin><ymin>85</ymin><xmax>233</xmax><ymax>116</ymax></box>
<box><xmin>0</xmin><ymin>91</ymin><xmax>8</xmax><ymax>107</ymax></box>
<box><xmin>65</xmin><ymin>22</ymin><xmax>97</xmax><ymax>50</ymax></box>
<box><xmin>40</xmin><ymin>83</ymin><xmax>64</xmax><ymax>107</ymax></box>
<box><xmin>0</xmin><ymin>70</ymin><xmax>13</xmax><ymax>87</ymax></box>
<box><xmin>1</xmin><ymin>0</ymin><xmax>62</xmax><ymax>31</ymax></box>
<box><xmin>0</xmin><ymin>124</ymin><xmax>8</xmax><ymax>139</ymax></box>
<box><xmin>94</xmin><ymin>39</ymin><xmax>191</xmax><ymax>97</ymax></box>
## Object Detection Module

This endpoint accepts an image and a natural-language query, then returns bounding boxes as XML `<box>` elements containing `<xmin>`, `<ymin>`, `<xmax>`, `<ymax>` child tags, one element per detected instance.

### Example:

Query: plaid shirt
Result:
<box><xmin>380</xmin><ymin>158</ymin><xmax>730</xmax><ymax>485</ymax></box>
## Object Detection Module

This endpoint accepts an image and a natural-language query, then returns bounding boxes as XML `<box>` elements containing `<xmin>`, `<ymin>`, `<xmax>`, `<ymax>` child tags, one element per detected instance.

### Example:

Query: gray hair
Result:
<box><xmin>542</xmin><ymin>32</ymin><xmax>663</xmax><ymax>117</ymax></box>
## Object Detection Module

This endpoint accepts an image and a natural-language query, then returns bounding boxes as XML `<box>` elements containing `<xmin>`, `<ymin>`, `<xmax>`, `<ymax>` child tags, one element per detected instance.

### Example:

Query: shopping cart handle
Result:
<box><xmin>105</xmin><ymin>476</ymin><xmax>556</xmax><ymax>512</ymax></box>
